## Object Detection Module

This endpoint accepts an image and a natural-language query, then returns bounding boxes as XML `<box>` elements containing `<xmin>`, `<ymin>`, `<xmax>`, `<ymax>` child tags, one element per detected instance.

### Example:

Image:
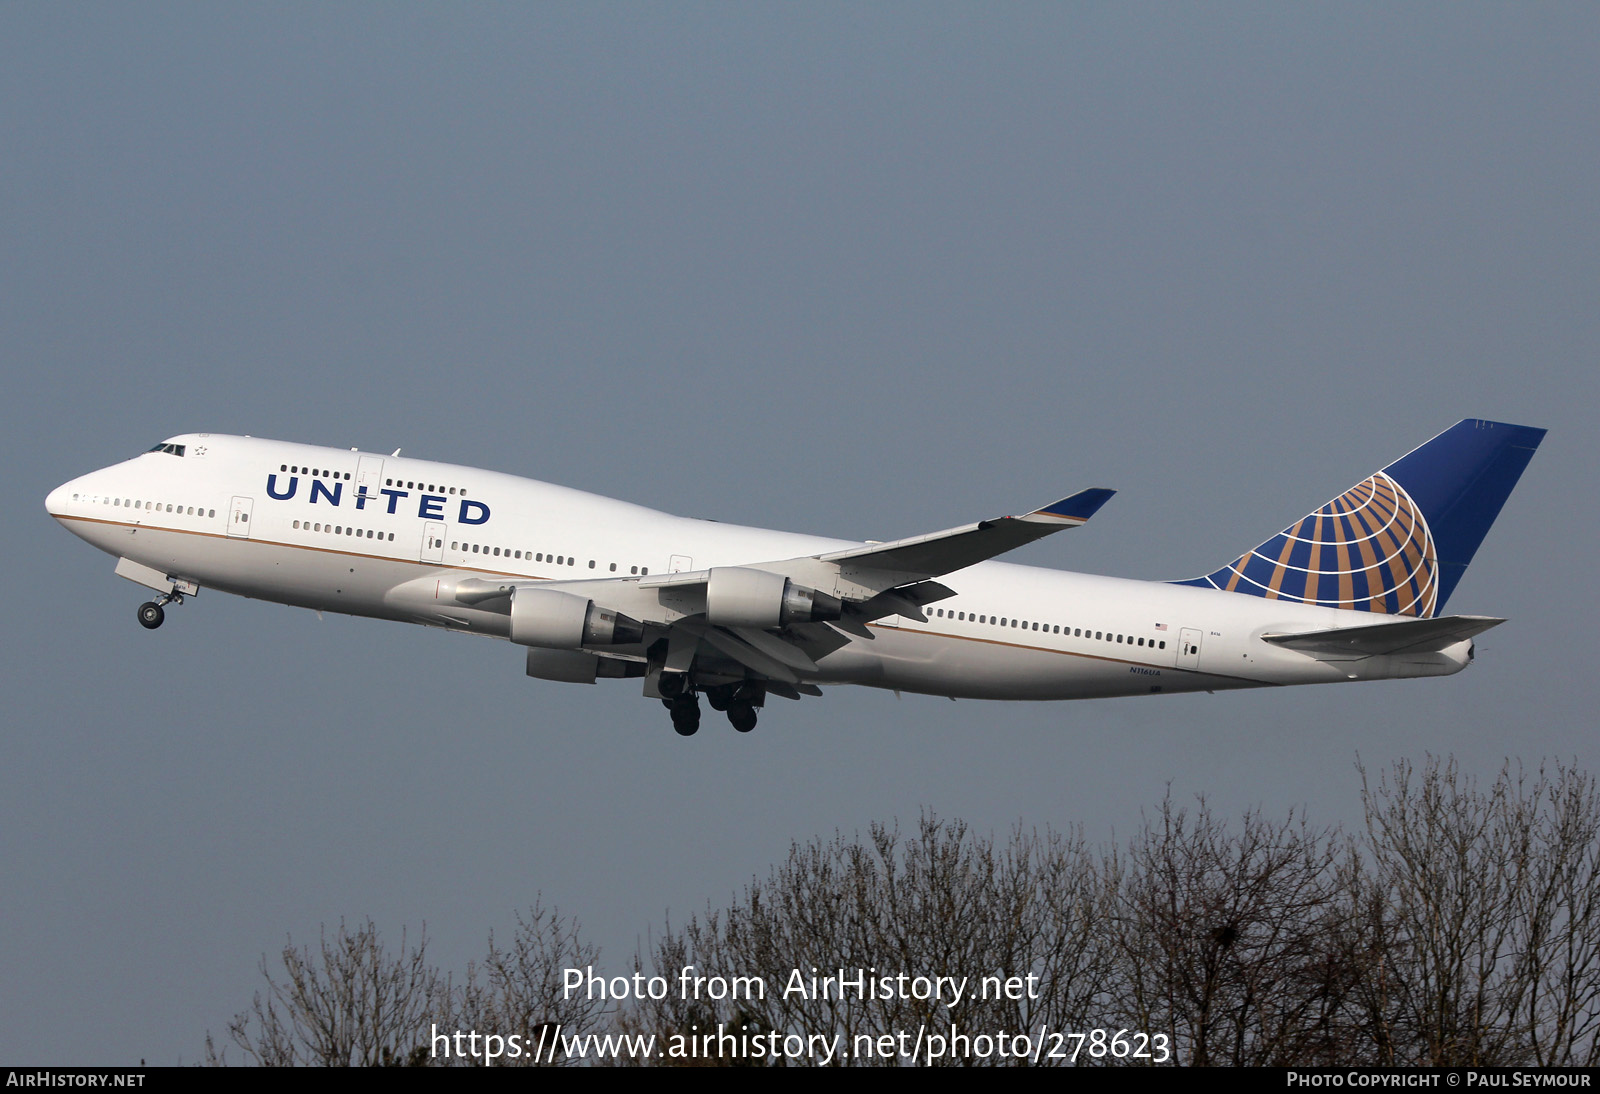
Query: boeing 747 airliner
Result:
<box><xmin>45</xmin><ymin>420</ymin><xmax>1543</xmax><ymax>735</ymax></box>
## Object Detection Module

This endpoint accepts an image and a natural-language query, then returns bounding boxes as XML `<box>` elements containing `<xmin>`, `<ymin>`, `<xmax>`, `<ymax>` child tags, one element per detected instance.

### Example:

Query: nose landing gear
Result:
<box><xmin>136</xmin><ymin>590</ymin><xmax>185</xmax><ymax>630</ymax></box>
<box><xmin>137</xmin><ymin>602</ymin><xmax>164</xmax><ymax>629</ymax></box>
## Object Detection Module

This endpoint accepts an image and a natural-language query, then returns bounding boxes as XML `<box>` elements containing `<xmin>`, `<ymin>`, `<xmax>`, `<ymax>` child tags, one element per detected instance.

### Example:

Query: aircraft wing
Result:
<box><xmin>813</xmin><ymin>488</ymin><xmax>1116</xmax><ymax>583</ymax></box>
<box><xmin>1261</xmin><ymin>615</ymin><xmax>1504</xmax><ymax>658</ymax></box>
<box><xmin>452</xmin><ymin>486</ymin><xmax>1115</xmax><ymax>695</ymax></box>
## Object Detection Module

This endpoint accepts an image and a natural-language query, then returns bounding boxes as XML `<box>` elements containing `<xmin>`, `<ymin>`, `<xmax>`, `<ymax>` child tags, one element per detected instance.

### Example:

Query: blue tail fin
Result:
<box><xmin>1173</xmin><ymin>419</ymin><xmax>1545</xmax><ymax>617</ymax></box>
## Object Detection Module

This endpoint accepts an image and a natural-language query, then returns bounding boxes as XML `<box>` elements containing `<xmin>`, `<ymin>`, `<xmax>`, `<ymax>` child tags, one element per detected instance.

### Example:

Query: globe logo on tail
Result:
<box><xmin>1207</xmin><ymin>472</ymin><xmax>1439</xmax><ymax>618</ymax></box>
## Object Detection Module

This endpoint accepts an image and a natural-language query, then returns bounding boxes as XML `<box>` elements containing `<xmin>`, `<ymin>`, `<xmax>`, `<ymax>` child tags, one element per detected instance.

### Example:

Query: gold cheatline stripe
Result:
<box><xmin>56</xmin><ymin>514</ymin><xmax>552</xmax><ymax>580</ymax></box>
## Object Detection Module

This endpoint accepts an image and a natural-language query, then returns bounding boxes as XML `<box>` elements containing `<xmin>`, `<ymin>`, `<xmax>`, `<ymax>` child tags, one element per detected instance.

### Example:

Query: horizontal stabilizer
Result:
<box><xmin>1261</xmin><ymin>614</ymin><xmax>1504</xmax><ymax>657</ymax></box>
<box><xmin>818</xmin><ymin>488</ymin><xmax>1114</xmax><ymax>581</ymax></box>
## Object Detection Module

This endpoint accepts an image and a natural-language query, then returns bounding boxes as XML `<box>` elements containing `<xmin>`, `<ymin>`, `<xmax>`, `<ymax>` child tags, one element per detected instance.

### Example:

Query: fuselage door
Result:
<box><xmin>421</xmin><ymin>522</ymin><xmax>446</xmax><ymax>564</ymax></box>
<box><xmin>1178</xmin><ymin>628</ymin><xmax>1203</xmax><ymax>671</ymax></box>
<box><xmin>356</xmin><ymin>456</ymin><xmax>385</xmax><ymax>510</ymax></box>
<box><xmin>228</xmin><ymin>496</ymin><xmax>254</xmax><ymax>540</ymax></box>
<box><xmin>670</xmin><ymin>554</ymin><xmax>693</xmax><ymax>573</ymax></box>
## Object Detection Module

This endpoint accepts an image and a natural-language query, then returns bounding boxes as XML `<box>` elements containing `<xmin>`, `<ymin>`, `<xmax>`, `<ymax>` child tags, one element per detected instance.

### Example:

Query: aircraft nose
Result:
<box><xmin>45</xmin><ymin>478</ymin><xmax>82</xmax><ymax>519</ymax></box>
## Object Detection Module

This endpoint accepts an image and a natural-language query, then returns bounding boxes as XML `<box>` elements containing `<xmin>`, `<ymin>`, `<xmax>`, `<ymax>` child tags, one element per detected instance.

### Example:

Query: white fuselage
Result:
<box><xmin>45</xmin><ymin>434</ymin><xmax>1473</xmax><ymax>703</ymax></box>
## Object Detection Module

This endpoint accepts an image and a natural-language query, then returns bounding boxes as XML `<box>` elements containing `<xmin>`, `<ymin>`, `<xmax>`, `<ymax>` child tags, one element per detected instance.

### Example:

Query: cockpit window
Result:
<box><xmin>146</xmin><ymin>443</ymin><xmax>186</xmax><ymax>457</ymax></box>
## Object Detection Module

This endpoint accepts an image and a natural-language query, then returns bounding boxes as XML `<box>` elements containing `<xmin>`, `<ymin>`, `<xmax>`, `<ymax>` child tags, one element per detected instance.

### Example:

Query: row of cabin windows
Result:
<box><xmin>274</xmin><ymin>466</ymin><xmax>469</xmax><ymax>499</ymax></box>
<box><xmin>389</xmin><ymin>477</ymin><xmax>466</xmax><ymax>496</ymax></box>
<box><xmin>281</xmin><ymin>464</ymin><xmax>350</xmax><ymax>481</ymax></box>
<box><xmin>929</xmin><ymin>607</ymin><xmax>1167</xmax><ymax>650</ymax></box>
<box><xmin>451</xmin><ymin>541</ymin><xmax>649</xmax><ymax>575</ymax></box>
<box><xmin>292</xmin><ymin>519</ymin><xmax>395</xmax><ymax>541</ymax></box>
<box><xmin>83</xmin><ymin>494</ymin><xmax>215</xmax><ymax>519</ymax></box>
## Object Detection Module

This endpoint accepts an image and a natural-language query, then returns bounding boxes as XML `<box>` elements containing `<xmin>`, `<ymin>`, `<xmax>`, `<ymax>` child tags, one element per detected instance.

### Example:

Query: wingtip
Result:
<box><xmin>1034</xmin><ymin>487</ymin><xmax>1116</xmax><ymax>522</ymax></box>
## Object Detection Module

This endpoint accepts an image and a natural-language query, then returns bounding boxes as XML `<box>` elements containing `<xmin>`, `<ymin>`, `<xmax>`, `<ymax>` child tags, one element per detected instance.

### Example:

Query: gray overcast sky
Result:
<box><xmin>3</xmin><ymin>3</ymin><xmax>1596</xmax><ymax>1064</ymax></box>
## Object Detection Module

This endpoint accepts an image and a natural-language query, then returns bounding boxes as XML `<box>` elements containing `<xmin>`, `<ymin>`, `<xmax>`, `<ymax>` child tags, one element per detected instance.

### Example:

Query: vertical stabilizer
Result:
<box><xmin>1173</xmin><ymin>419</ymin><xmax>1545</xmax><ymax>617</ymax></box>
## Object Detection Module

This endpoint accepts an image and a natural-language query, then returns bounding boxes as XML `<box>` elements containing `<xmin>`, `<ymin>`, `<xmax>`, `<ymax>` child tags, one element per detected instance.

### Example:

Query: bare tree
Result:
<box><xmin>1355</xmin><ymin>757</ymin><xmax>1600</xmax><ymax>1065</ymax></box>
<box><xmin>625</xmin><ymin>813</ymin><xmax>1113</xmax><ymax>1065</ymax></box>
<box><xmin>204</xmin><ymin>758</ymin><xmax>1600</xmax><ymax>1068</ymax></box>
<box><xmin>206</xmin><ymin>918</ymin><xmax>452</xmax><ymax>1066</ymax></box>
<box><xmin>453</xmin><ymin>899</ymin><xmax>611</xmax><ymax>1066</ymax></box>
<box><xmin>1104</xmin><ymin>793</ymin><xmax>1355</xmax><ymax>1066</ymax></box>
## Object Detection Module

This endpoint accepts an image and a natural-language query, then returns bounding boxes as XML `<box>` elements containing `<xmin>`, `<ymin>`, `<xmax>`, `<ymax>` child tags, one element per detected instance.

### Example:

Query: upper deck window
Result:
<box><xmin>146</xmin><ymin>443</ymin><xmax>186</xmax><ymax>457</ymax></box>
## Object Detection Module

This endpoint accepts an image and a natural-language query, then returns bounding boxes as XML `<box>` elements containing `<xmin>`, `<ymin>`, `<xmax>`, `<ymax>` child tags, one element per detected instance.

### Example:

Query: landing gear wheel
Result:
<box><xmin>728</xmin><ymin>704</ymin><xmax>758</xmax><ymax>733</ymax></box>
<box><xmin>137</xmin><ymin>602</ymin><xmax>165</xmax><ymax>630</ymax></box>
<box><xmin>668</xmin><ymin>693</ymin><xmax>701</xmax><ymax>736</ymax></box>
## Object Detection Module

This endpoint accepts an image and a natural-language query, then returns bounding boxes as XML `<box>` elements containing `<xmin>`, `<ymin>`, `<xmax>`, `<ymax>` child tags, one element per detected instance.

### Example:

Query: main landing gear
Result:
<box><xmin>667</xmin><ymin>682</ymin><xmax>762</xmax><ymax>735</ymax></box>
<box><xmin>136</xmin><ymin>591</ymin><xmax>184</xmax><ymax>630</ymax></box>
<box><xmin>664</xmin><ymin>693</ymin><xmax>702</xmax><ymax>736</ymax></box>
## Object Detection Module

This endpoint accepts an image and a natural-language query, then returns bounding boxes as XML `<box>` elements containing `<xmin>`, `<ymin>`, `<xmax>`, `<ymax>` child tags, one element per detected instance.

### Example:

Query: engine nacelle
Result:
<box><xmin>523</xmin><ymin>648</ymin><xmax>645</xmax><ymax>684</ymax></box>
<box><xmin>704</xmin><ymin>567</ymin><xmax>842</xmax><ymax>629</ymax></box>
<box><xmin>510</xmin><ymin>587</ymin><xmax>644</xmax><ymax>649</ymax></box>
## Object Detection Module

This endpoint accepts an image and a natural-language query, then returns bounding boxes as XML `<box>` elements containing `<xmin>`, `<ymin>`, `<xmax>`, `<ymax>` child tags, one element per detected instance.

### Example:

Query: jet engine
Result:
<box><xmin>510</xmin><ymin>587</ymin><xmax>644</xmax><ymax>649</ymax></box>
<box><xmin>704</xmin><ymin>567</ymin><xmax>842</xmax><ymax>629</ymax></box>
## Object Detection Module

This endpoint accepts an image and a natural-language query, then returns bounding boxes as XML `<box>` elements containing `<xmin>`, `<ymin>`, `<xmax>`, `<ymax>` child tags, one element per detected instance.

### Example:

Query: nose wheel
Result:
<box><xmin>136</xmin><ymin>590</ymin><xmax>184</xmax><ymax>631</ymax></box>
